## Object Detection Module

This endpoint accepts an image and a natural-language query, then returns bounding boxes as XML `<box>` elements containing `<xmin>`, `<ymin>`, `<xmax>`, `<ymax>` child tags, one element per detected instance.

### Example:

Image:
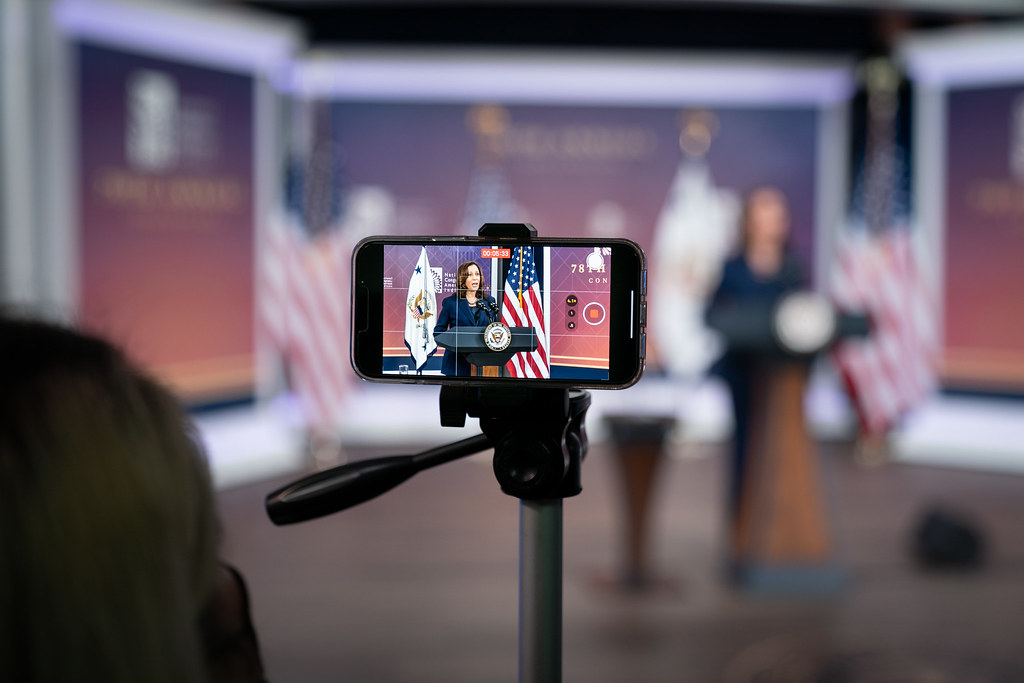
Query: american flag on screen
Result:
<box><xmin>829</xmin><ymin>59</ymin><xmax>937</xmax><ymax>436</ymax></box>
<box><xmin>501</xmin><ymin>246</ymin><xmax>549</xmax><ymax>378</ymax></box>
<box><xmin>260</xmin><ymin>99</ymin><xmax>350</xmax><ymax>431</ymax></box>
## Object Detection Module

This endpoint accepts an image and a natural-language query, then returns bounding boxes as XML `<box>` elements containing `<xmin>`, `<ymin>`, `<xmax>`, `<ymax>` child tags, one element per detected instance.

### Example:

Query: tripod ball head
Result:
<box><xmin>484</xmin><ymin>389</ymin><xmax>589</xmax><ymax>500</ymax></box>
<box><xmin>493</xmin><ymin>434</ymin><xmax>571</xmax><ymax>499</ymax></box>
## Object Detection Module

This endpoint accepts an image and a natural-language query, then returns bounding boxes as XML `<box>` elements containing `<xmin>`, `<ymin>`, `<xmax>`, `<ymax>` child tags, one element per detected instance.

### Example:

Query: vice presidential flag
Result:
<box><xmin>404</xmin><ymin>247</ymin><xmax>437</xmax><ymax>371</ymax></box>
<box><xmin>501</xmin><ymin>246</ymin><xmax>549</xmax><ymax>378</ymax></box>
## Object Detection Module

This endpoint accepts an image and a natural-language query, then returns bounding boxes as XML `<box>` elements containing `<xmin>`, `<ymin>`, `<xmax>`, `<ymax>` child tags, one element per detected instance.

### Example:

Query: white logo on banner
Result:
<box><xmin>126</xmin><ymin>70</ymin><xmax>180</xmax><ymax>171</ymax></box>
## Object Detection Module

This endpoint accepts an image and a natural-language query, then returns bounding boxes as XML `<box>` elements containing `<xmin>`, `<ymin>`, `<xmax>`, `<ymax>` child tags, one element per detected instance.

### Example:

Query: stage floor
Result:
<box><xmin>218</xmin><ymin>438</ymin><xmax>1024</xmax><ymax>682</ymax></box>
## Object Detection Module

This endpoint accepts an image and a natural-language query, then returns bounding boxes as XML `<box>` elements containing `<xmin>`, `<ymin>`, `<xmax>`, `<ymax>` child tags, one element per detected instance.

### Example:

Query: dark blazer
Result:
<box><xmin>709</xmin><ymin>252</ymin><xmax>804</xmax><ymax>313</ymax></box>
<box><xmin>706</xmin><ymin>252</ymin><xmax>805</xmax><ymax>517</ymax></box>
<box><xmin>433</xmin><ymin>294</ymin><xmax>498</xmax><ymax>376</ymax></box>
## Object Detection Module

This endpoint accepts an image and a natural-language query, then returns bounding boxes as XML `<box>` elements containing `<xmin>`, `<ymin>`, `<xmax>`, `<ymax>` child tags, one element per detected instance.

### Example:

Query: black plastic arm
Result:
<box><xmin>266</xmin><ymin>433</ymin><xmax>491</xmax><ymax>525</ymax></box>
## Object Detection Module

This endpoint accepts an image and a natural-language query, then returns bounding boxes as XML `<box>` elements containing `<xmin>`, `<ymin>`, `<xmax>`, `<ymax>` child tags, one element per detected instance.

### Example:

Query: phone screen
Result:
<box><xmin>352</xmin><ymin>238</ymin><xmax>645</xmax><ymax>388</ymax></box>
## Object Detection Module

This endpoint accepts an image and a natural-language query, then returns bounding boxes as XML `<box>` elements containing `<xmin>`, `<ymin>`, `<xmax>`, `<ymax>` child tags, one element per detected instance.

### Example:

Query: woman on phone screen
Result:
<box><xmin>433</xmin><ymin>261</ymin><xmax>498</xmax><ymax>376</ymax></box>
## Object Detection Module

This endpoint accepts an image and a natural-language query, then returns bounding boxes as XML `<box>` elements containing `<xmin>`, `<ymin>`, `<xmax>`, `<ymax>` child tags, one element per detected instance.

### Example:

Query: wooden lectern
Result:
<box><xmin>603</xmin><ymin>413</ymin><xmax>676</xmax><ymax>590</ymax></box>
<box><xmin>708</xmin><ymin>292</ymin><xmax>867</xmax><ymax>592</ymax></box>
<box><xmin>435</xmin><ymin>326</ymin><xmax>538</xmax><ymax>378</ymax></box>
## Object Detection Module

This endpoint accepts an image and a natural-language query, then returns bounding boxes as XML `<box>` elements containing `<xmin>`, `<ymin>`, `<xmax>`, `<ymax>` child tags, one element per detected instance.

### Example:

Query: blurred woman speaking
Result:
<box><xmin>707</xmin><ymin>187</ymin><xmax>806</xmax><ymax>525</ymax></box>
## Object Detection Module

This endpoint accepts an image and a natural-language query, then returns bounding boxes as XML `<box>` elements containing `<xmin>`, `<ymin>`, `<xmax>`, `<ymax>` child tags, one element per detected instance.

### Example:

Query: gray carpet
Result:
<box><xmin>218</xmin><ymin>440</ymin><xmax>1024</xmax><ymax>682</ymax></box>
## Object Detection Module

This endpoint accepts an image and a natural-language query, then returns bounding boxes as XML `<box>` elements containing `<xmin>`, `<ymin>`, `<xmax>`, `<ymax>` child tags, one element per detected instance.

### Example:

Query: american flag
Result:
<box><xmin>460</xmin><ymin>165</ymin><xmax>519</xmax><ymax>234</ymax></box>
<box><xmin>460</xmin><ymin>104</ymin><xmax>520</xmax><ymax>234</ymax></box>
<box><xmin>831</xmin><ymin>229</ymin><xmax>938</xmax><ymax>436</ymax></box>
<box><xmin>259</xmin><ymin>99</ymin><xmax>351</xmax><ymax>431</ymax></box>
<box><xmin>501</xmin><ymin>246</ymin><xmax>549</xmax><ymax>378</ymax></box>
<box><xmin>260</xmin><ymin>212</ymin><xmax>351</xmax><ymax>431</ymax></box>
<box><xmin>830</xmin><ymin>59</ymin><xmax>937</xmax><ymax>436</ymax></box>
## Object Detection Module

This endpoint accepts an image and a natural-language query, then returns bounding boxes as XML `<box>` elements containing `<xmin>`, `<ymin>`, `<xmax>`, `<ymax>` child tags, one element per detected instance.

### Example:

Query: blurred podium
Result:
<box><xmin>604</xmin><ymin>413</ymin><xmax>676</xmax><ymax>591</ymax></box>
<box><xmin>708</xmin><ymin>292</ymin><xmax>868</xmax><ymax>592</ymax></box>
<box><xmin>435</xmin><ymin>325</ymin><xmax>537</xmax><ymax>377</ymax></box>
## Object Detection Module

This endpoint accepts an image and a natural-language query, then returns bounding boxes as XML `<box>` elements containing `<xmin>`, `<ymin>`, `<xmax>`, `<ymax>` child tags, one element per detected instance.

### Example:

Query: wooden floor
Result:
<box><xmin>218</xmin><ymin>438</ymin><xmax>1024</xmax><ymax>682</ymax></box>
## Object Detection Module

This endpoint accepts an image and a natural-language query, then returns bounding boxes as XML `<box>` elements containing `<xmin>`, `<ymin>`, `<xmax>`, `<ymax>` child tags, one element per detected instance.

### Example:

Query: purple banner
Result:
<box><xmin>331</xmin><ymin>101</ymin><xmax>818</xmax><ymax>374</ymax></box>
<box><xmin>945</xmin><ymin>84</ymin><xmax>1024</xmax><ymax>390</ymax></box>
<box><xmin>77</xmin><ymin>42</ymin><xmax>255</xmax><ymax>401</ymax></box>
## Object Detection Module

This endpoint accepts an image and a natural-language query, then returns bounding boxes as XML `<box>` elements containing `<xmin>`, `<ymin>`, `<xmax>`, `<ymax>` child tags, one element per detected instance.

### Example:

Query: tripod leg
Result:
<box><xmin>519</xmin><ymin>498</ymin><xmax>562</xmax><ymax>683</ymax></box>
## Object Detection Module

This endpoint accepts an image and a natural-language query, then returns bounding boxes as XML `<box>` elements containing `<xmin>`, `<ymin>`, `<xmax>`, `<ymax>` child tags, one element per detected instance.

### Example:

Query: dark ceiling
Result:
<box><xmin>230</xmin><ymin>1</ymin><xmax>1020</xmax><ymax>57</ymax></box>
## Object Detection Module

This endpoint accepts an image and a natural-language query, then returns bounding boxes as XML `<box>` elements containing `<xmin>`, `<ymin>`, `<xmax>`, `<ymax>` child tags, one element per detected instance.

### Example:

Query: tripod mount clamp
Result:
<box><xmin>440</xmin><ymin>386</ymin><xmax>589</xmax><ymax>500</ymax></box>
<box><xmin>478</xmin><ymin>222</ymin><xmax>538</xmax><ymax>239</ymax></box>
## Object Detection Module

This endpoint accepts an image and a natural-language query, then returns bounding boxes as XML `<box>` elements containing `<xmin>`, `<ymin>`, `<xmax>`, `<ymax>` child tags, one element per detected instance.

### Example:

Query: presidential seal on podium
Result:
<box><xmin>484</xmin><ymin>321</ymin><xmax>513</xmax><ymax>352</ymax></box>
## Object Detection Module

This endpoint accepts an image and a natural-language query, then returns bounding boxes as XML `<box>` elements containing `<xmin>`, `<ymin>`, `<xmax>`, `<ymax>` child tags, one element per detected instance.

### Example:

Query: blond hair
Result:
<box><xmin>0</xmin><ymin>314</ymin><xmax>218</xmax><ymax>682</ymax></box>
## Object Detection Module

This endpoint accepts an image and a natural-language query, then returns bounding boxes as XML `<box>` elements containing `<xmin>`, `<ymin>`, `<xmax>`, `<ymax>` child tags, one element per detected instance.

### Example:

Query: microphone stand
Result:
<box><xmin>479</xmin><ymin>297</ymin><xmax>499</xmax><ymax>324</ymax></box>
<box><xmin>266</xmin><ymin>223</ymin><xmax>590</xmax><ymax>683</ymax></box>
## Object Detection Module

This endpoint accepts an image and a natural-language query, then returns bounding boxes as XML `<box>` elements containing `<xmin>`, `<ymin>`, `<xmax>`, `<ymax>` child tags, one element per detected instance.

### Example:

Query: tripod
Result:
<box><xmin>266</xmin><ymin>386</ymin><xmax>590</xmax><ymax>683</ymax></box>
<box><xmin>267</xmin><ymin>223</ymin><xmax>598</xmax><ymax>681</ymax></box>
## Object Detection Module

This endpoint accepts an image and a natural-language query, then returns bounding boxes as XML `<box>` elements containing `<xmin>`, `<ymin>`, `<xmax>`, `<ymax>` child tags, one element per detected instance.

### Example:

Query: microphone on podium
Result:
<box><xmin>480</xmin><ymin>297</ymin><xmax>499</xmax><ymax>321</ymax></box>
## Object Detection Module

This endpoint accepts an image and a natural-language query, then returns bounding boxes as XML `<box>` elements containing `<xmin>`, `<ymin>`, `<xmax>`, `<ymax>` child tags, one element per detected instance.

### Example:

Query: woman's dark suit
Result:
<box><xmin>433</xmin><ymin>294</ymin><xmax>498</xmax><ymax>376</ymax></box>
<box><xmin>707</xmin><ymin>253</ymin><xmax>804</xmax><ymax>523</ymax></box>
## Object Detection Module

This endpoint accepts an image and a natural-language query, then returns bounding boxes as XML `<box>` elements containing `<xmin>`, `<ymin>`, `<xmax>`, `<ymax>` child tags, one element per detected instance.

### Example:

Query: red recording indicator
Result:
<box><xmin>481</xmin><ymin>248</ymin><xmax>511</xmax><ymax>259</ymax></box>
<box><xmin>582</xmin><ymin>302</ymin><xmax>606</xmax><ymax>325</ymax></box>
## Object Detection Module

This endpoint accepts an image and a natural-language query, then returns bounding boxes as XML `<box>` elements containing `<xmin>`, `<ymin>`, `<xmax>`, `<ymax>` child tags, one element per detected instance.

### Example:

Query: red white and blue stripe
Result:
<box><xmin>500</xmin><ymin>246</ymin><xmax>549</xmax><ymax>378</ymax></box>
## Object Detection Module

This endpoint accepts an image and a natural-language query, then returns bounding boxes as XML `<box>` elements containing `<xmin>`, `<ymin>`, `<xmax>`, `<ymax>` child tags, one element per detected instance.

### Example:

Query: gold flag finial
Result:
<box><xmin>677</xmin><ymin>109</ymin><xmax>719</xmax><ymax>159</ymax></box>
<box><xmin>467</xmin><ymin>103</ymin><xmax>510</xmax><ymax>163</ymax></box>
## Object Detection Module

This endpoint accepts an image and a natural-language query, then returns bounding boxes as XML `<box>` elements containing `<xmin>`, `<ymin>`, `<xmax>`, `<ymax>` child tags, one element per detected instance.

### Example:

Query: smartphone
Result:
<box><xmin>351</xmin><ymin>235</ymin><xmax>646</xmax><ymax>389</ymax></box>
